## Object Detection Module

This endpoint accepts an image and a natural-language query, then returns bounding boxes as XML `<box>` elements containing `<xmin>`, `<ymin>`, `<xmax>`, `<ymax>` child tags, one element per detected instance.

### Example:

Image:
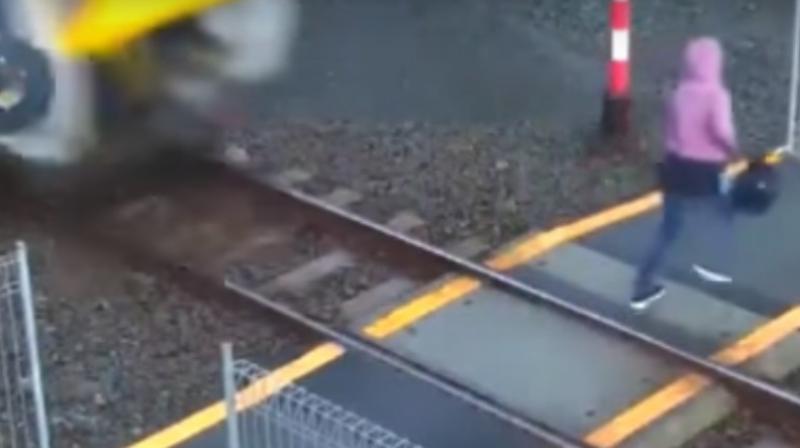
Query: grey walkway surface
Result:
<box><xmin>300</xmin><ymin>352</ymin><xmax>551</xmax><ymax>448</ymax></box>
<box><xmin>178</xmin><ymin>351</ymin><xmax>554</xmax><ymax>448</ymax></box>
<box><xmin>584</xmin><ymin>161</ymin><xmax>800</xmax><ymax>316</ymax></box>
<box><xmin>378</xmin><ymin>246</ymin><xmax>798</xmax><ymax>442</ymax></box>
<box><xmin>385</xmin><ymin>283</ymin><xmax>679</xmax><ymax>435</ymax></box>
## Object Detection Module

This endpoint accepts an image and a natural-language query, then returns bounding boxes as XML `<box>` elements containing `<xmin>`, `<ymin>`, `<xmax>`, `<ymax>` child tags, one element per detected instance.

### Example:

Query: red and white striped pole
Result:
<box><xmin>602</xmin><ymin>0</ymin><xmax>632</xmax><ymax>136</ymax></box>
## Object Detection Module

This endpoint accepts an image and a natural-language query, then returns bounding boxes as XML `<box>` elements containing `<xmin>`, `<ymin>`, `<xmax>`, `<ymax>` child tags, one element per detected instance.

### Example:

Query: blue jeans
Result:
<box><xmin>634</xmin><ymin>190</ymin><xmax>735</xmax><ymax>296</ymax></box>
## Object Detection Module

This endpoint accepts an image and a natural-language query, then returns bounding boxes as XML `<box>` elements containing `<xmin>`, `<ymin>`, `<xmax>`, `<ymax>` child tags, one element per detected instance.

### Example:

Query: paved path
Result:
<box><xmin>585</xmin><ymin>161</ymin><xmax>800</xmax><ymax>315</ymax></box>
<box><xmin>178</xmin><ymin>351</ymin><xmax>551</xmax><ymax>448</ymax></box>
<box><xmin>161</xmin><ymin>159</ymin><xmax>800</xmax><ymax>448</ymax></box>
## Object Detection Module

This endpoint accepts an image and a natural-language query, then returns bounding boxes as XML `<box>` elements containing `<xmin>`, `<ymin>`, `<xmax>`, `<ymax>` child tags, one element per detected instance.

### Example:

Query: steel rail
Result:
<box><xmin>13</xmin><ymin>153</ymin><xmax>799</xmax><ymax>444</ymax></box>
<box><xmin>60</xmin><ymin>219</ymin><xmax>588</xmax><ymax>448</ymax></box>
<box><xmin>20</xmin><ymin>159</ymin><xmax>589</xmax><ymax>448</ymax></box>
<box><xmin>247</xmin><ymin>166</ymin><xmax>800</xmax><ymax>416</ymax></box>
<box><xmin>227</xmin><ymin>282</ymin><xmax>589</xmax><ymax>448</ymax></box>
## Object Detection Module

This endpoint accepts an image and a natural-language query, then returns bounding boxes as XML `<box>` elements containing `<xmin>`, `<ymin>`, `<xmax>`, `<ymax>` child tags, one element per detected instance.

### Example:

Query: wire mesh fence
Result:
<box><xmin>221</xmin><ymin>343</ymin><xmax>423</xmax><ymax>448</ymax></box>
<box><xmin>0</xmin><ymin>241</ymin><xmax>49</xmax><ymax>448</ymax></box>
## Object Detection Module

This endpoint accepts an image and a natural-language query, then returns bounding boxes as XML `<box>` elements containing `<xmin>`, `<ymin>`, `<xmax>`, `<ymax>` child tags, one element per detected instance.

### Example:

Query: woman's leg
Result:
<box><xmin>633</xmin><ymin>194</ymin><xmax>684</xmax><ymax>300</ymax></box>
<box><xmin>691</xmin><ymin>191</ymin><xmax>736</xmax><ymax>282</ymax></box>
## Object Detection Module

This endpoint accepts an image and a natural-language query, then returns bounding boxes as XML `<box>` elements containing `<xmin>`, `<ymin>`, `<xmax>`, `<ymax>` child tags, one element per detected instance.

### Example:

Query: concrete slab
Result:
<box><xmin>529</xmin><ymin>243</ymin><xmax>766</xmax><ymax>353</ymax></box>
<box><xmin>261</xmin><ymin>249</ymin><xmax>354</xmax><ymax>295</ymax></box>
<box><xmin>616</xmin><ymin>331</ymin><xmax>800</xmax><ymax>448</ymax></box>
<box><xmin>511</xmin><ymin>225</ymin><xmax>800</xmax><ymax>448</ymax></box>
<box><xmin>445</xmin><ymin>235</ymin><xmax>490</xmax><ymax>259</ymax></box>
<box><xmin>342</xmin><ymin>277</ymin><xmax>417</xmax><ymax>326</ymax></box>
<box><xmin>384</xmin><ymin>285</ymin><xmax>680</xmax><ymax>435</ymax></box>
<box><xmin>343</xmin><ymin>234</ymin><xmax>491</xmax><ymax>328</ymax></box>
<box><xmin>300</xmin><ymin>352</ymin><xmax>552</xmax><ymax>448</ymax></box>
<box><xmin>583</xmin><ymin>162</ymin><xmax>800</xmax><ymax>314</ymax></box>
<box><xmin>176</xmin><ymin>350</ymin><xmax>552</xmax><ymax>448</ymax></box>
<box><xmin>509</xmin><ymin>266</ymin><xmax>724</xmax><ymax>354</ymax></box>
<box><xmin>214</xmin><ymin>229</ymin><xmax>289</xmax><ymax>268</ymax></box>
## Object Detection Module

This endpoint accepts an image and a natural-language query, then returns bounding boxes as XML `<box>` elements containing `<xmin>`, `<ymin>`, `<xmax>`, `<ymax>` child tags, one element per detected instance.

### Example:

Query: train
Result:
<box><xmin>0</xmin><ymin>0</ymin><xmax>300</xmax><ymax>167</ymax></box>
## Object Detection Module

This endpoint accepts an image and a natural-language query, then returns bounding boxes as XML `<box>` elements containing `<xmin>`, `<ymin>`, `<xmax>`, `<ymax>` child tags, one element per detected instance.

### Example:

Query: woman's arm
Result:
<box><xmin>710</xmin><ymin>89</ymin><xmax>738</xmax><ymax>157</ymax></box>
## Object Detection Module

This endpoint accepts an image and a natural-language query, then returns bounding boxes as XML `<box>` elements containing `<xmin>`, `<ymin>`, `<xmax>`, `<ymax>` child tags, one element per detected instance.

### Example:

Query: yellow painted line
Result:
<box><xmin>363</xmin><ymin>276</ymin><xmax>482</xmax><ymax>339</ymax></box>
<box><xmin>127</xmin><ymin>343</ymin><xmax>344</xmax><ymax>448</ymax></box>
<box><xmin>129</xmin><ymin>147</ymin><xmax>789</xmax><ymax>447</ymax></box>
<box><xmin>234</xmin><ymin>343</ymin><xmax>345</xmax><ymax>409</ymax></box>
<box><xmin>129</xmin><ymin>403</ymin><xmax>227</xmax><ymax>448</ymax></box>
<box><xmin>584</xmin><ymin>306</ymin><xmax>800</xmax><ymax>447</ymax></box>
<box><xmin>489</xmin><ymin>147</ymin><xmax>785</xmax><ymax>272</ymax></box>
<box><xmin>487</xmin><ymin>192</ymin><xmax>662</xmax><ymax>271</ymax></box>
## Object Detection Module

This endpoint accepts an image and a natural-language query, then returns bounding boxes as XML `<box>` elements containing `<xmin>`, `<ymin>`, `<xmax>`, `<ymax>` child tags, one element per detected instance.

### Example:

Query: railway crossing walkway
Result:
<box><xmin>130</xmin><ymin>156</ymin><xmax>800</xmax><ymax>448</ymax></box>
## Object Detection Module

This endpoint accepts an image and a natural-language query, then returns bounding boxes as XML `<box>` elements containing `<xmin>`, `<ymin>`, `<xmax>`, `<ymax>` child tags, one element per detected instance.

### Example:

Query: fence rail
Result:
<box><xmin>0</xmin><ymin>241</ymin><xmax>49</xmax><ymax>448</ymax></box>
<box><xmin>222</xmin><ymin>343</ymin><xmax>423</xmax><ymax>448</ymax></box>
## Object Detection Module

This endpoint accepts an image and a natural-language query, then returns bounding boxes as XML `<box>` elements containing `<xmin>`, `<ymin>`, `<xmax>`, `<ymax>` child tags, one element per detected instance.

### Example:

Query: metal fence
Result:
<box><xmin>0</xmin><ymin>241</ymin><xmax>49</xmax><ymax>448</ymax></box>
<box><xmin>221</xmin><ymin>343</ymin><xmax>423</xmax><ymax>448</ymax></box>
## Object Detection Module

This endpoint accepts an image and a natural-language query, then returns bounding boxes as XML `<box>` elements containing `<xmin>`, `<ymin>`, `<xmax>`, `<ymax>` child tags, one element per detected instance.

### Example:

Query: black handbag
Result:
<box><xmin>730</xmin><ymin>158</ymin><xmax>779</xmax><ymax>215</ymax></box>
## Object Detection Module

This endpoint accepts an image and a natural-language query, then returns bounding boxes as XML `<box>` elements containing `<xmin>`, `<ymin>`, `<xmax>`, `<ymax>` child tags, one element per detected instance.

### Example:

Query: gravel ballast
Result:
<box><xmin>10</xmin><ymin>231</ymin><xmax>313</xmax><ymax>448</ymax></box>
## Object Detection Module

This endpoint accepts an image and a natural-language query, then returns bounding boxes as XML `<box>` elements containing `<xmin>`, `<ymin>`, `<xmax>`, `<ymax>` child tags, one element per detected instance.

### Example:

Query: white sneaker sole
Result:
<box><xmin>692</xmin><ymin>264</ymin><xmax>732</xmax><ymax>284</ymax></box>
<box><xmin>631</xmin><ymin>288</ymin><xmax>666</xmax><ymax>312</ymax></box>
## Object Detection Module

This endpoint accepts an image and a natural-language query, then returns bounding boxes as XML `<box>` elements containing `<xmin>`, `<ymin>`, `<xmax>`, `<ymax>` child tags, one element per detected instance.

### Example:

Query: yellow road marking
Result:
<box><xmin>487</xmin><ymin>148</ymin><xmax>785</xmax><ymax>272</ymax></box>
<box><xmin>128</xmin><ymin>343</ymin><xmax>344</xmax><ymax>448</ymax></box>
<box><xmin>128</xmin><ymin>403</ymin><xmax>226</xmax><ymax>448</ymax></box>
<box><xmin>584</xmin><ymin>306</ymin><xmax>800</xmax><ymax>447</ymax></box>
<box><xmin>363</xmin><ymin>276</ymin><xmax>482</xmax><ymax>339</ymax></box>
<box><xmin>128</xmin><ymin>147</ymin><xmax>790</xmax><ymax>447</ymax></box>
<box><xmin>130</xmin><ymin>274</ymin><xmax>482</xmax><ymax>446</ymax></box>
<box><xmin>487</xmin><ymin>192</ymin><xmax>662</xmax><ymax>271</ymax></box>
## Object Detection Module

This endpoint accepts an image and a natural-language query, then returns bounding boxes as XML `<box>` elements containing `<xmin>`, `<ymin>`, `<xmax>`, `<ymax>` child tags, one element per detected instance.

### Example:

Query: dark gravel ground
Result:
<box><xmin>227</xmin><ymin>120</ymin><xmax>654</xmax><ymax>249</ymax></box>
<box><xmin>502</xmin><ymin>0</ymin><xmax>792</xmax><ymax>154</ymax></box>
<box><xmin>1</xmin><ymin>228</ymin><xmax>314</xmax><ymax>448</ymax></box>
<box><xmin>3</xmin><ymin>1</ymin><xmax>797</xmax><ymax>447</ymax></box>
<box><xmin>681</xmin><ymin>373</ymin><xmax>800</xmax><ymax>447</ymax></box>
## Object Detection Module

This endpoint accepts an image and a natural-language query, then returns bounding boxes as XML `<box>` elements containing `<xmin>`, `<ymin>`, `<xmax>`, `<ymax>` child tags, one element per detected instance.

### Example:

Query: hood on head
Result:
<box><xmin>681</xmin><ymin>37</ymin><xmax>724</xmax><ymax>83</ymax></box>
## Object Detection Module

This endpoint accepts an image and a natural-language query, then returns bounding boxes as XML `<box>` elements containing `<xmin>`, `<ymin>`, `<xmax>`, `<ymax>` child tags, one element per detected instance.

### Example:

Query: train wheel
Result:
<box><xmin>0</xmin><ymin>35</ymin><xmax>53</xmax><ymax>133</ymax></box>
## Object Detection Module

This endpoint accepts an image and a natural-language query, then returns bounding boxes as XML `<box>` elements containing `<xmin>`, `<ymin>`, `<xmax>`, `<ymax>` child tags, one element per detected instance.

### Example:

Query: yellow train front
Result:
<box><xmin>0</xmin><ymin>0</ymin><xmax>300</xmax><ymax>166</ymax></box>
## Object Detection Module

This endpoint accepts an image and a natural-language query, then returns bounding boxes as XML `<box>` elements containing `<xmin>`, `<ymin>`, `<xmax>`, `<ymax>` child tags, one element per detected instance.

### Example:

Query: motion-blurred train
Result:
<box><xmin>0</xmin><ymin>0</ymin><xmax>300</xmax><ymax>166</ymax></box>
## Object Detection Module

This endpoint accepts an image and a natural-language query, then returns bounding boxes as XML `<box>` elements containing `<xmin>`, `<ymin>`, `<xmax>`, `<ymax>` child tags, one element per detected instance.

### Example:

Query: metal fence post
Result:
<box><xmin>222</xmin><ymin>342</ymin><xmax>241</xmax><ymax>448</ymax></box>
<box><xmin>228</xmin><ymin>356</ymin><xmax>425</xmax><ymax>448</ymax></box>
<box><xmin>787</xmin><ymin>0</ymin><xmax>800</xmax><ymax>154</ymax></box>
<box><xmin>16</xmin><ymin>241</ymin><xmax>49</xmax><ymax>448</ymax></box>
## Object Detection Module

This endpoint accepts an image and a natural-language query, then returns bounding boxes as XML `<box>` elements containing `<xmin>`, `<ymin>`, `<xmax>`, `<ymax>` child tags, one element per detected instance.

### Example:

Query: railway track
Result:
<box><xmin>4</xmin><ymin>150</ymin><xmax>800</xmax><ymax>447</ymax></box>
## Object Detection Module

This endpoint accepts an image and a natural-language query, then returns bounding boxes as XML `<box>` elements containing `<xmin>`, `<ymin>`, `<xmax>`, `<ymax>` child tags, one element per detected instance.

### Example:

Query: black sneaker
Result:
<box><xmin>630</xmin><ymin>285</ymin><xmax>666</xmax><ymax>312</ymax></box>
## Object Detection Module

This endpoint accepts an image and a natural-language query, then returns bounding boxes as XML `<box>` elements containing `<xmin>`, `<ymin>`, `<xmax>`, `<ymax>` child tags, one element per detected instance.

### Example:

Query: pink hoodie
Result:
<box><xmin>664</xmin><ymin>38</ymin><xmax>737</xmax><ymax>163</ymax></box>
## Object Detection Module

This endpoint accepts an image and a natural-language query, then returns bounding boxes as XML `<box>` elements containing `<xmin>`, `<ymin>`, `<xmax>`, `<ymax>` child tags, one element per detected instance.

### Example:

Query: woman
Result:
<box><xmin>631</xmin><ymin>37</ymin><xmax>739</xmax><ymax>311</ymax></box>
